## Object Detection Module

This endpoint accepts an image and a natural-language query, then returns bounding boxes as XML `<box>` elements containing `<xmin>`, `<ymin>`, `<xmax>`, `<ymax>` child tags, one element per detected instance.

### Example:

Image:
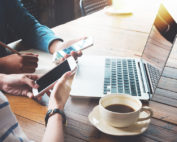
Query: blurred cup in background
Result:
<box><xmin>111</xmin><ymin>0</ymin><xmax>133</xmax><ymax>11</ymax></box>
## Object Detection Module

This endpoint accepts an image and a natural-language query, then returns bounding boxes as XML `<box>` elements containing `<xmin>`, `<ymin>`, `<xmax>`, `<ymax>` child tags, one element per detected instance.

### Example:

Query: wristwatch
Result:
<box><xmin>45</xmin><ymin>108</ymin><xmax>66</xmax><ymax>126</ymax></box>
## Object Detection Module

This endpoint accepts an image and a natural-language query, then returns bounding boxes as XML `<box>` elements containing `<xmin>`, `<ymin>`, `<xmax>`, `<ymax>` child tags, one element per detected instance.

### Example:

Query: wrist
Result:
<box><xmin>48</xmin><ymin>103</ymin><xmax>64</xmax><ymax>111</ymax></box>
<box><xmin>48</xmin><ymin>98</ymin><xmax>65</xmax><ymax>110</ymax></box>
<box><xmin>49</xmin><ymin>40</ymin><xmax>63</xmax><ymax>54</ymax></box>
<box><xmin>45</xmin><ymin>108</ymin><xmax>66</xmax><ymax>126</ymax></box>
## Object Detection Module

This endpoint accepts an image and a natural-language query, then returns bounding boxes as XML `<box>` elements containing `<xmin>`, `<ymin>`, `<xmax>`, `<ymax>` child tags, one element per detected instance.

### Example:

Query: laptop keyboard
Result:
<box><xmin>147</xmin><ymin>63</ymin><xmax>160</xmax><ymax>91</ymax></box>
<box><xmin>103</xmin><ymin>58</ymin><xmax>141</xmax><ymax>96</ymax></box>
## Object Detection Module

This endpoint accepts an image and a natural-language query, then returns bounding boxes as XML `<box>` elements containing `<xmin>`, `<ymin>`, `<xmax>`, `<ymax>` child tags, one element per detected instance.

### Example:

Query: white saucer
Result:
<box><xmin>88</xmin><ymin>105</ymin><xmax>150</xmax><ymax>136</ymax></box>
<box><xmin>104</xmin><ymin>6</ymin><xmax>133</xmax><ymax>15</ymax></box>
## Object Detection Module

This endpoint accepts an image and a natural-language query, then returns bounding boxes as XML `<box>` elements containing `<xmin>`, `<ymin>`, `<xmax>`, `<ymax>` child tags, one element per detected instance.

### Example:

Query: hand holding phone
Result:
<box><xmin>52</xmin><ymin>36</ymin><xmax>94</xmax><ymax>64</ymax></box>
<box><xmin>33</xmin><ymin>56</ymin><xmax>77</xmax><ymax>97</ymax></box>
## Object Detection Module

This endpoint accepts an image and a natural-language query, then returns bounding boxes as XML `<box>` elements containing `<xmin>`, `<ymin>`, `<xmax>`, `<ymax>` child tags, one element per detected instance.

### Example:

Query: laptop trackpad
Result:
<box><xmin>70</xmin><ymin>56</ymin><xmax>105</xmax><ymax>98</ymax></box>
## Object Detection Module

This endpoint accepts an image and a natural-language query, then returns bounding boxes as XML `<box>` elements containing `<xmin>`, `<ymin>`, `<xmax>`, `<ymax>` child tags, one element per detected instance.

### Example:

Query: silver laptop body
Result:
<box><xmin>70</xmin><ymin>4</ymin><xmax>177</xmax><ymax>100</ymax></box>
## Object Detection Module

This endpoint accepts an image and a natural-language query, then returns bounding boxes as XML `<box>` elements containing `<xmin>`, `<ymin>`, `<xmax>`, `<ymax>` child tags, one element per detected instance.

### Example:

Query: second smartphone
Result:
<box><xmin>53</xmin><ymin>36</ymin><xmax>94</xmax><ymax>64</ymax></box>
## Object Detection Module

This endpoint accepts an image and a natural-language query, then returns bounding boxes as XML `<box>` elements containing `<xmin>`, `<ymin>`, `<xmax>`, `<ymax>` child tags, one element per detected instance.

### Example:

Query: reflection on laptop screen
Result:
<box><xmin>142</xmin><ymin>4</ymin><xmax>177</xmax><ymax>78</ymax></box>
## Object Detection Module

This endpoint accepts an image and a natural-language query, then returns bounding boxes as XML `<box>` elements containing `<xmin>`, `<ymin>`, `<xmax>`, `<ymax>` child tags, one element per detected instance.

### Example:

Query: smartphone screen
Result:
<box><xmin>63</xmin><ymin>46</ymin><xmax>77</xmax><ymax>54</ymax></box>
<box><xmin>63</xmin><ymin>38</ymin><xmax>88</xmax><ymax>54</ymax></box>
<box><xmin>37</xmin><ymin>60</ymin><xmax>71</xmax><ymax>92</ymax></box>
<box><xmin>53</xmin><ymin>37</ymin><xmax>93</xmax><ymax>63</ymax></box>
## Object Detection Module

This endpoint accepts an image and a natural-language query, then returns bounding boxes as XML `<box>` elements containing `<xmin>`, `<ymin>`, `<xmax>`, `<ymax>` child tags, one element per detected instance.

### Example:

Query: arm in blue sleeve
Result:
<box><xmin>4</xmin><ymin>0</ymin><xmax>63</xmax><ymax>52</ymax></box>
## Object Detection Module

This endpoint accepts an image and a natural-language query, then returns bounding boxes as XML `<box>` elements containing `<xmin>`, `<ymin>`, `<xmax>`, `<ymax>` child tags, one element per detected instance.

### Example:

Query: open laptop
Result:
<box><xmin>70</xmin><ymin>4</ymin><xmax>177</xmax><ymax>100</ymax></box>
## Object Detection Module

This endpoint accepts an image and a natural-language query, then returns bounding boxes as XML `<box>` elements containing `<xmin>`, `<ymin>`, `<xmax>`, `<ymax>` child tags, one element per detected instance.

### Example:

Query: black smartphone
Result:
<box><xmin>33</xmin><ymin>57</ymin><xmax>77</xmax><ymax>97</ymax></box>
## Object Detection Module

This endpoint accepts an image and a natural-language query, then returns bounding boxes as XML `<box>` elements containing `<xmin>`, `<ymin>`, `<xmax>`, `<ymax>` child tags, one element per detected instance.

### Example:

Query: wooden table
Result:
<box><xmin>7</xmin><ymin>0</ymin><xmax>177</xmax><ymax>141</ymax></box>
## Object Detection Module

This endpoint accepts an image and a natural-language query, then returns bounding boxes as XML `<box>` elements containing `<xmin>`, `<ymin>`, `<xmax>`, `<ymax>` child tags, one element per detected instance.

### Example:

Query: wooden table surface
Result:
<box><xmin>7</xmin><ymin>0</ymin><xmax>177</xmax><ymax>141</ymax></box>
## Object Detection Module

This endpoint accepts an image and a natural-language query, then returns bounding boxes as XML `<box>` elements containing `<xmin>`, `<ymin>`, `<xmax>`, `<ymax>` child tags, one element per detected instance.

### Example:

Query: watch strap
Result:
<box><xmin>45</xmin><ymin>108</ymin><xmax>66</xmax><ymax>126</ymax></box>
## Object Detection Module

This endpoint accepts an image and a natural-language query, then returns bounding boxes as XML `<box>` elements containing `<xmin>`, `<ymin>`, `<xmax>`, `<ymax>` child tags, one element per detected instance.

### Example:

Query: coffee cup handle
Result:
<box><xmin>137</xmin><ymin>106</ymin><xmax>153</xmax><ymax>121</ymax></box>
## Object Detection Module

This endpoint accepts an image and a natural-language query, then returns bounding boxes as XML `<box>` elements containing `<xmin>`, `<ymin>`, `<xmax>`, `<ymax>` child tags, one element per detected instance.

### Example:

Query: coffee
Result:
<box><xmin>105</xmin><ymin>104</ymin><xmax>135</xmax><ymax>113</ymax></box>
<box><xmin>99</xmin><ymin>94</ymin><xmax>153</xmax><ymax>127</ymax></box>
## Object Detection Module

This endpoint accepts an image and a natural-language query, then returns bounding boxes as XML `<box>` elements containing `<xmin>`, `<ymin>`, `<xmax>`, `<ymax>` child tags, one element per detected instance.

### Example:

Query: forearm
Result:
<box><xmin>42</xmin><ymin>114</ymin><xmax>64</xmax><ymax>142</ymax></box>
<box><xmin>4</xmin><ymin>0</ymin><xmax>63</xmax><ymax>52</ymax></box>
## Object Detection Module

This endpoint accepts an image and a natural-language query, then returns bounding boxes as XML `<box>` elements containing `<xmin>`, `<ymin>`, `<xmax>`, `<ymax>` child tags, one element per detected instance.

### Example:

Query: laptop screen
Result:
<box><xmin>141</xmin><ymin>4</ymin><xmax>177</xmax><ymax>92</ymax></box>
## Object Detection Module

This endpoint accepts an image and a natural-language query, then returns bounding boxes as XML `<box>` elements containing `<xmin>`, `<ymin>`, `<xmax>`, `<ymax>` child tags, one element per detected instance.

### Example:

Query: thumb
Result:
<box><xmin>27</xmin><ymin>91</ymin><xmax>34</xmax><ymax>98</ymax></box>
<box><xmin>23</xmin><ymin>76</ymin><xmax>39</xmax><ymax>89</ymax></box>
<box><xmin>54</xmin><ymin>72</ymin><xmax>71</xmax><ymax>88</ymax></box>
<box><xmin>26</xmin><ymin>74</ymin><xmax>40</xmax><ymax>81</ymax></box>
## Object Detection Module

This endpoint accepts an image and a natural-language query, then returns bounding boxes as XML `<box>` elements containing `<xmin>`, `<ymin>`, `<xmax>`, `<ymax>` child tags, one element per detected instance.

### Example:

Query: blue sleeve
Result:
<box><xmin>4</xmin><ymin>0</ymin><xmax>63</xmax><ymax>52</ymax></box>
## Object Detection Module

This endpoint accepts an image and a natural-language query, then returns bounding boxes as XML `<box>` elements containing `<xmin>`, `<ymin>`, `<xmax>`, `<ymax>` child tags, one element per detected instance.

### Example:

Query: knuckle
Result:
<box><xmin>21</xmin><ymin>74</ymin><xmax>26</xmax><ymax>79</ymax></box>
<box><xmin>35</xmin><ymin>63</ymin><xmax>38</xmax><ymax>68</ymax></box>
<box><xmin>29</xmin><ymin>68</ymin><xmax>36</xmax><ymax>73</ymax></box>
<box><xmin>19</xmin><ymin>63</ymin><xmax>23</xmax><ymax>70</ymax></box>
<box><xmin>18</xmin><ymin>56</ymin><xmax>23</xmax><ymax>62</ymax></box>
<box><xmin>32</xmin><ymin>69</ymin><xmax>36</xmax><ymax>73</ymax></box>
<box><xmin>22</xmin><ymin>90</ymin><xmax>28</xmax><ymax>96</ymax></box>
<box><xmin>3</xmin><ymin>84</ymin><xmax>9</xmax><ymax>91</ymax></box>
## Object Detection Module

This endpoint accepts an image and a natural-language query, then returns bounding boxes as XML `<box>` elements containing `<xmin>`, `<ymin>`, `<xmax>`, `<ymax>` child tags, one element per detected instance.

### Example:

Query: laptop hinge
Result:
<box><xmin>138</xmin><ymin>60</ymin><xmax>151</xmax><ymax>98</ymax></box>
<box><xmin>143</xmin><ymin>63</ymin><xmax>153</xmax><ymax>94</ymax></box>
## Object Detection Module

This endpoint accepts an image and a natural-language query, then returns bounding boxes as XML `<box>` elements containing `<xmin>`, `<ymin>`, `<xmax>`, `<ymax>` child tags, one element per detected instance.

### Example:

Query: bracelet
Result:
<box><xmin>45</xmin><ymin>108</ymin><xmax>66</xmax><ymax>126</ymax></box>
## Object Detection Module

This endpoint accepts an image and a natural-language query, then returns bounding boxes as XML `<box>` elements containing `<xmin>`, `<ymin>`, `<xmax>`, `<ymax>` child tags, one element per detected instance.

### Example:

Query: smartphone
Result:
<box><xmin>53</xmin><ymin>36</ymin><xmax>94</xmax><ymax>63</ymax></box>
<box><xmin>33</xmin><ymin>56</ymin><xmax>77</xmax><ymax>97</ymax></box>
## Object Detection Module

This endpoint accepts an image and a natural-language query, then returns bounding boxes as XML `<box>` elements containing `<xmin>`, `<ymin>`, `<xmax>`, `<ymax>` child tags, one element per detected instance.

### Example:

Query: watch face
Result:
<box><xmin>48</xmin><ymin>109</ymin><xmax>54</xmax><ymax>117</ymax></box>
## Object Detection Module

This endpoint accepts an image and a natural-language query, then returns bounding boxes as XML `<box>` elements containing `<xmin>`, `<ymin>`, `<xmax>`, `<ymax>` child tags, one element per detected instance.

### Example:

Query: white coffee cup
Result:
<box><xmin>99</xmin><ymin>94</ymin><xmax>153</xmax><ymax>128</ymax></box>
<box><xmin>112</xmin><ymin>0</ymin><xmax>132</xmax><ymax>10</ymax></box>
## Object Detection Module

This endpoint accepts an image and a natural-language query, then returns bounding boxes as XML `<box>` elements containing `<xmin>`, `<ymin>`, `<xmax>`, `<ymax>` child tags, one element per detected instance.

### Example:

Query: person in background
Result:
<box><xmin>0</xmin><ymin>0</ymin><xmax>82</xmax><ymax>74</ymax></box>
<box><xmin>0</xmin><ymin>72</ymin><xmax>71</xmax><ymax>142</ymax></box>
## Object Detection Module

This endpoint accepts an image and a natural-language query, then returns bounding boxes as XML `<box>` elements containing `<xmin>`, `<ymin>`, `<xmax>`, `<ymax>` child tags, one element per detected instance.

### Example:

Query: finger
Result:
<box><xmin>70</xmin><ymin>51</ymin><xmax>82</xmax><ymax>60</ymax></box>
<box><xmin>22</xmin><ymin>76</ymin><xmax>39</xmax><ymax>88</ymax></box>
<box><xmin>24</xmin><ymin>61</ymin><xmax>38</xmax><ymax>68</ymax></box>
<box><xmin>33</xmin><ymin>96</ymin><xmax>42</xmax><ymax>102</ymax></box>
<box><xmin>21</xmin><ymin>61</ymin><xmax>38</xmax><ymax>73</ymax></box>
<box><xmin>46</xmin><ymin>91</ymin><xmax>51</xmax><ymax>97</ymax></box>
<box><xmin>26</xmin><ymin>74</ymin><xmax>40</xmax><ymax>80</ymax></box>
<box><xmin>64</xmin><ymin>54</ymin><xmax>70</xmax><ymax>59</ymax></box>
<box><xmin>37</xmin><ymin>96</ymin><xmax>42</xmax><ymax>101</ymax></box>
<box><xmin>22</xmin><ymin>53</ymin><xmax>39</xmax><ymax>57</ymax></box>
<box><xmin>60</xmin><ymin>57</ymin><xmax>65</xmax><ymax>63</ymax></box>
<box><xmin>52</xmin><ymin>72</ymin><xmax>71</xmax><ymax>96</ymax></box>
<box><xmin>48</xmin><ymin>81</ymin><xmax>56</xmax><ymax>90</ymax></box>
<box><xmin>77</xmin><ymin>50</ymin><xmax>82</xmax><ymax>57</ymax></box>
<box><xmin>23</xmin><ymin>55</ymin><xmax>39</xmax><ymax>63</ymax></box>
<box><xmin>70</xmin><ymin>51</ymin><xmax>78</xmax><ymax>60</ymax></box>
<box><xmin>22</xmin><ymin>54</ymin><xmax>38</xmax><ymax>63</ymax></box>
<box><xmin>27</xmin><ymin>91</ymin><xmax>34</xmax><ymax>98</ymax></box>
<box><xmin>22</xmin><ymin>67</ymin><xmax>36</xmax><ymax>73</ymax></box>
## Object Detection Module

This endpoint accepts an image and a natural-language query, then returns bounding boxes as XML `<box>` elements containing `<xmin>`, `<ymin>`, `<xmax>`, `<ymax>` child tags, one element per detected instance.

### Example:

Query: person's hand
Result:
<box><xmin>49</xmin><ymin>37</ymin><xmax>85</xmax><ymax>60</ymax></box>
<box><xmin>0</xmin><ymin>74</ymin><xmax>39</xmax><ymax>98</ymax></box>
<box><xmin>48</xmin><ymin>72</ymin><xmax>72</xmax><ymax>110</ymax></box>
<box><xmin>0</xmin><ymin>53</ymin><xmax>38</xmax><ymax>74</ymax></box>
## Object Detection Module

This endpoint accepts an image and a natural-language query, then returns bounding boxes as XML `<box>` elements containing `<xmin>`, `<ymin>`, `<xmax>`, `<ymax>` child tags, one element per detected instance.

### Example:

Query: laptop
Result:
<box><xmin>70</xmin><ymin>4</ymin><xmax>177</xmax><ymax>100</ymax></box>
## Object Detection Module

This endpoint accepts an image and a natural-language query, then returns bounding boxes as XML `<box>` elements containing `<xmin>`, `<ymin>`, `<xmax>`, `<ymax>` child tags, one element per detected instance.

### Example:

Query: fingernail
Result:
<box><xmin>28</xmin><ymin>94</ymin><xmax>33</xmax><ymax>98</ymax></box>
<box><xmin>67</xmin><ymin>72</ymin><xmax>72</xmax><ymax>77</ymax></box>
